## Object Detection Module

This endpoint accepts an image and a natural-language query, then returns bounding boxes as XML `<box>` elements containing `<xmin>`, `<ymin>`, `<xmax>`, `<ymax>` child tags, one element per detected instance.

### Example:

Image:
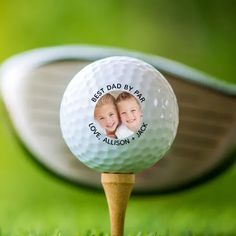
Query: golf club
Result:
<box><xmin>1</xmin><ymin>45</ymin><xmax>235</xmax><ymax>194</ymax></box>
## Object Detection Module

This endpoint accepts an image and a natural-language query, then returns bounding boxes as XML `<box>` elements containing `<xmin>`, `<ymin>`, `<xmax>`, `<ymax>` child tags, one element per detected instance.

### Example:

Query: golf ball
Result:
<box><xmin>60</xmin><ymin>56</ymin><xmax>178</xmax><ymax>173</ymax></box>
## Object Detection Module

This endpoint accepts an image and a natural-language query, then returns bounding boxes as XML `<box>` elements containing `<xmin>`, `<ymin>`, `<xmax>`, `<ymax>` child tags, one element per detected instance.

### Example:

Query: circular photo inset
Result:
<box><xmin>94</xmin><ymin>91</ymin><xmax>143</xmax><ymax>139</ymax></box>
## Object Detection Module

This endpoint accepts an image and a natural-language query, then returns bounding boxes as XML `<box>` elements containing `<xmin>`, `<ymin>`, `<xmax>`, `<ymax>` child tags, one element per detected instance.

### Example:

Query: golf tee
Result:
<box><xmin>101</xmin><ymin>173</ymin><xmax>135</xmax><ymax>236</ymax></box>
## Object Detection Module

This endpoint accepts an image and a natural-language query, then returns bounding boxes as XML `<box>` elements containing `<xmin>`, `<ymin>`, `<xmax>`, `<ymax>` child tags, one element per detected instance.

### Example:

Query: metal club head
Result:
<box><xmin>1</xmin><ymin>45</ymin><xmax>235</xmax><ymax>194</ymax></box>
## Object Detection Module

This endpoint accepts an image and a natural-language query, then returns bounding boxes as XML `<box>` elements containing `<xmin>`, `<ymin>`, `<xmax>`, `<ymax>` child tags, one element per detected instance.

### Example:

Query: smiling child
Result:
<box><xmin>94</xmin><ymin>93</ymin><xmax>120</xmax><ymax>138</ymax></box>
<box><xmin>116</xmin><ymin>92</ymin><xmax>142</xmax><ymax>138</ymax></box>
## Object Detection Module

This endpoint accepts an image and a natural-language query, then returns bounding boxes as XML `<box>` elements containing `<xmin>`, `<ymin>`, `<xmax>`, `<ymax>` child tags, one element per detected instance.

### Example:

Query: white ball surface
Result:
<box><xmin>60</xmin><ymin>56</ymin><xmax>178</xmax><ymax>173</ymax></box>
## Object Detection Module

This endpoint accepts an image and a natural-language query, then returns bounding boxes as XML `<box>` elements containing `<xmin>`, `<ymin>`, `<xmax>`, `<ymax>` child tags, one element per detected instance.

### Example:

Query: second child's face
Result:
<box><xmin>117</xmin><ymin>98</ymin><xmax>142</xmax><ymax>132</ymax></box>
<box><xmin>95</xmin><ymin>104</ymin><xmax>119</xmax><ymax>132</ymax></box>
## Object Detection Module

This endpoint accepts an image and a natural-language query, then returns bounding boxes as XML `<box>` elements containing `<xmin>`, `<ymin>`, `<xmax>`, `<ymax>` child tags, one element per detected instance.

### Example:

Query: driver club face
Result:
<box><xmin>1</xmin><ymin>46</ymin><xmax>236</xmax><ymax>194</ymax></box>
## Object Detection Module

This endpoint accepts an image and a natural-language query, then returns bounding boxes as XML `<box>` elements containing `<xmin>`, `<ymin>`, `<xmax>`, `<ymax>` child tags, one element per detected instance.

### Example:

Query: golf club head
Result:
<box><xmin>1</xmin><ymin>45</ymin><xmax>236</xmax><ymax>194</ymax></box>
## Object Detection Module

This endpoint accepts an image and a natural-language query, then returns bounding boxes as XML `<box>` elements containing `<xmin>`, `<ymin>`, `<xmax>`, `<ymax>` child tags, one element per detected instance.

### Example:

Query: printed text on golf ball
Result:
<box><xmin>89</xmin><ymin>83</ymin><xmax>147</xmax><ymax>145</ymax></box>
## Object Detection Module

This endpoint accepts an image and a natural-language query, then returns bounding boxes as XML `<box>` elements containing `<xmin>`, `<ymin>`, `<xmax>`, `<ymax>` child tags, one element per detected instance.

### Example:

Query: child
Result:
<box><xmin>116</xmin><ymin>92</ymin><xmax>142</xmax><ymax>139</ymax></box>
<box><xmin>94</xmin><ymin>93</ymin><xmax>120</xmax><ymax>138</ymax></box>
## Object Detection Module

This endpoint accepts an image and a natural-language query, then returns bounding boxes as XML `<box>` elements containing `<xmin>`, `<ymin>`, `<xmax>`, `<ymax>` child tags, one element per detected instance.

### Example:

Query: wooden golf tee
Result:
<box><xmin>101</xmin><ymin>173</ymin><xmax>135</xmax><ymax>236</ymax></box>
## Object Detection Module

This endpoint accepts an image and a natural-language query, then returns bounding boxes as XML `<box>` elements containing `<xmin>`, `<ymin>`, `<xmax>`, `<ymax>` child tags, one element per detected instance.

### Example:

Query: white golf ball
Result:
<box><xmin>60</xmin><ymin>56</ymin><xmax>178</xmax><ymax>173</ymax></box>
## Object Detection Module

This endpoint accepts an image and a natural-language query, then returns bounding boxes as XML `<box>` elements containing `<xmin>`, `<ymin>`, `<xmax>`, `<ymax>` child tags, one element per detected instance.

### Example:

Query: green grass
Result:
<box><xmin>0</xmin><ymin>101</ymin><xmax>236</xmax><ymax>235</ymax></box>
<box><xmin>0</xmin><ymin>1</ymin><xmax>236</xmax><ymax>83</ymax></box>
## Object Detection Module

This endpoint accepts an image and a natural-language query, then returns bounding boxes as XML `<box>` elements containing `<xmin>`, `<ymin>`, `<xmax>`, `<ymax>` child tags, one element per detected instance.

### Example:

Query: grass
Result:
<box><xmin>0</xmin><ymin>101</ymin><xmax>236</xmax><ymax>235</ymax></box>
<box><xmin>0</xmin><ymin>1</ymin><xmax>236</xmax><ymax>83</ymax></box>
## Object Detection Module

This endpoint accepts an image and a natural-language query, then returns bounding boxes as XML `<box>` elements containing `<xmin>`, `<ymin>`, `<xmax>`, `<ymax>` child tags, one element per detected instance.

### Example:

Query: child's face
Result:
<box><xmin>95</xmin><ymin>104</ymin><xmax>119</xmax><ymax>132</ymax></box>
<box><xmin>117</xmin><ymin>98</ymin><xmax>142</xmax><ymax>132</ymax></box>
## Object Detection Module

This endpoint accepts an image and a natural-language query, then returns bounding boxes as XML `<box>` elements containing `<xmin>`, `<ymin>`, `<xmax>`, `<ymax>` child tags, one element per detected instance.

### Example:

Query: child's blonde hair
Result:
<box><xmin>95</xmin><ymin>93</ymin><xmax>116</xmax><ymax>108</ymax></box>
<box><xmin>94</xmin><ymin>93</ymin><xmax>117</xmax><ymax>119</ymax></box>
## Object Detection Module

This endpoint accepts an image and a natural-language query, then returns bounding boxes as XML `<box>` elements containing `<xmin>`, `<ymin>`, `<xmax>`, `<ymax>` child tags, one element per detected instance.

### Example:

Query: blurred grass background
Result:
<box><xmin>0</xmin><ymin>0</ymin><xmax>236</xmax><ymax>235</ymax></box>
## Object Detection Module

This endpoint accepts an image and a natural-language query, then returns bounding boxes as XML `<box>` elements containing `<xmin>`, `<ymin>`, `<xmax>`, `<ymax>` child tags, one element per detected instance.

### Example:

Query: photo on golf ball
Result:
<box><xmin>94</xmin><ymin>91</ymin><xmax>143</xmax><ymax>140</ymax></box>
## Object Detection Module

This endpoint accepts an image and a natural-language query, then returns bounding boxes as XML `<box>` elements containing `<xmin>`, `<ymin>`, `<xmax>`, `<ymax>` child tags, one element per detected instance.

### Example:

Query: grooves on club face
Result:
<box><xmin>1</xmin><ymin>50</ymin><xmax>236</xmax><ymax>194</ymax></box>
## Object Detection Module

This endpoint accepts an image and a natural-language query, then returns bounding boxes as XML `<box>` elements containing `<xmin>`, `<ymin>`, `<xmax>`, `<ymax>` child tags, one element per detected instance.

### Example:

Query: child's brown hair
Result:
<box><xmin>116</xmin><ymin>92</ymin><xmax>140</xmax><ymax>108</ymax></box>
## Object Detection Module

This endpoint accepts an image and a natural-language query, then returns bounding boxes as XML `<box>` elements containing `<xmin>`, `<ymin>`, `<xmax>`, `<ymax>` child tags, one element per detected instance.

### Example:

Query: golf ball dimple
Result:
<box><xmin>60</xmin><ymin>56</ymin><xmax>179</xmax><ymax>173</ymax></box>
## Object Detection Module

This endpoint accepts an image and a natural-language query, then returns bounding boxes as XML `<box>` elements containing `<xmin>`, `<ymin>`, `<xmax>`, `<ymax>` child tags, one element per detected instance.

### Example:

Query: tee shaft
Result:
<box><xmin>101</xmin><ymin>173</ymin><xmax>135</xmax><ymax>236</ymax></box>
